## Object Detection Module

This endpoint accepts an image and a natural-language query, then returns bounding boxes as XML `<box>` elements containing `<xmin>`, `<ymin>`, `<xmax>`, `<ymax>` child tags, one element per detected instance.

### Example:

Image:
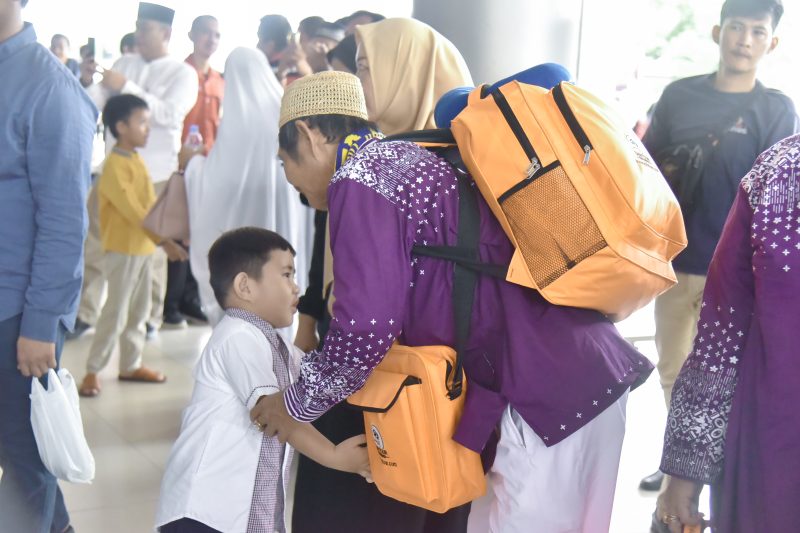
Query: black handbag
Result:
<box><xmin>653</xmin><ymin>87</ymin><xmax>761</xmax><ymax>214</ymax></box>
<box><xmin>654</xmin><ymin>136</ymin><xmax>714</xmax><ymax>213</ymax></box>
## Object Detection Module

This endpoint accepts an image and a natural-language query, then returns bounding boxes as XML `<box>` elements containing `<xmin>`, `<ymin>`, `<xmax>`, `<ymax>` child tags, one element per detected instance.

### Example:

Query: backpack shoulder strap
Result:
<box><xmin>410</xmin><ymin>147</ymin><xmax>506</xmax><ymax>400</ymax></box>
<box><xmin>382</xmin><ymin>128</ymin><xmax>456</xmax><ymax>147</ymax></box>
<box><xmin>446</xmin><ymin>164</ymin><xmax>480</xmax><ymax>400</ymax></box>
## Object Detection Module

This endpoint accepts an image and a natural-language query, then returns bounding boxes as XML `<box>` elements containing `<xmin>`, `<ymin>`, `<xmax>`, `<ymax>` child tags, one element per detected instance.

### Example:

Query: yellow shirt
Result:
<box><xmin>98</xmin><ymin>148</ymin><xmax>158</xmax><ymax>256</ymax></box>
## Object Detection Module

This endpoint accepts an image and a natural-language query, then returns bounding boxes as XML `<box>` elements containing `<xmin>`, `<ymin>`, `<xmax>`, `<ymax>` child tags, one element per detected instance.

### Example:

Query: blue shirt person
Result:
<box><xmin>0</xmin><ymin>3</ymin><xmax>97</xmax><ymax>531</ymax></box>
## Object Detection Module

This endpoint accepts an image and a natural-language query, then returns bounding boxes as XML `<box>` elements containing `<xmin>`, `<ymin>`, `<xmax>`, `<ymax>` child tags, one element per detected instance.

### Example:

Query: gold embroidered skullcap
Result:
<box><xmin>279</xmin><ymin>71</ymin><xmax>369</xmax><ymax>128</ymax></box>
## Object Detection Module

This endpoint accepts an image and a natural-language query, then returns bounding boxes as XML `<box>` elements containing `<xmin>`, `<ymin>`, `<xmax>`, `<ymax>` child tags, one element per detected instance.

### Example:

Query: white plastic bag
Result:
<box><xmin>30</xmin><ymin>368</ymin><xmax>95</xmax><ymax>483</ymax></box>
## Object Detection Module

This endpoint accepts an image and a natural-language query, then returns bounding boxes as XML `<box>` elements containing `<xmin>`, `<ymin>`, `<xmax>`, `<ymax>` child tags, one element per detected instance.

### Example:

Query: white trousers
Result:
<box><xmin>86</xmin><ymin>252</ymin><xmax>153</xmax><ymax>374</ymax></box>
<box><xmin>468</xmin><ymin>391</ymin><xmax>628</xmax><ymax>533</ymax></box>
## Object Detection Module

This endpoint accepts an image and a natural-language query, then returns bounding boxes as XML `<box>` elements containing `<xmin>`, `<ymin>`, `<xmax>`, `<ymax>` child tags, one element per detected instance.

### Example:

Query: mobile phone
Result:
<box><xmin>87</xmin><ymin>37</ymin><xmax>95</xmax><ymax>58</ymax></box>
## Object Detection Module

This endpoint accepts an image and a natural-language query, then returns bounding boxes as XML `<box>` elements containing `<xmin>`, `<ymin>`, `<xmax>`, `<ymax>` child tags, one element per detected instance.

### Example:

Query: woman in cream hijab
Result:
<box><xmin>291</xmin><ymin>18</ymin><xmax>475</xmax><ymax>533</ymax></box>
<box><xmin>297</xmin><ymin>18</ymin><xmax>474</xmax><ymax>348</ymax></box>
<box><xmin>316</xmin><ymin>17</ymin><xmax>474</xmax><ymax>320</ymax></box>
<box><xmin>184</xmin><ymin>47</ymin><xmax>314</xmax><ymax>324</ymax></box>
<box><xmin>355</xmin><ymin>17</ymin><xmax>473</xmax><ymax>134</ymax></box>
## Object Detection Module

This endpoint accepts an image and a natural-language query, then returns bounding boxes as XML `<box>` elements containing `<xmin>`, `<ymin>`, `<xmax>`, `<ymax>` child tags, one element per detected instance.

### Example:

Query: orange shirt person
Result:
<box><xmin>183</xmin><ymin>15</ymin><xmax>223</xmax><ymax>152</ymax></box>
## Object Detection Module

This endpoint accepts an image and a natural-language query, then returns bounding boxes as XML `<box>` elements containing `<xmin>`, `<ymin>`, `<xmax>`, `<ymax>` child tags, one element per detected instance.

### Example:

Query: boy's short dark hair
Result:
<box><xmin>208</xmin><ymin>227</ymin><xmax>296</xmax><ymax>309</ymax></box>
<box><xmin>279</xmin><ymin>115</ymin><xmax>376</xmax><ymax>160</ymax></box>
<box><xmin>102</xmin><ymin>94</ymin><xmax>148</xmax><ymax>139</ymax></box>
<box><xmin>721</xmin><ymin>0</ymin><xmax>784</xmax><ymax>29</ymax></box>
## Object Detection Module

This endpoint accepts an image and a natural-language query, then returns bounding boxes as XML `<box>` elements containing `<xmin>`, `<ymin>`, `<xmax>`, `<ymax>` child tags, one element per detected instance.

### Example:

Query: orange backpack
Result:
<box><xmin>345</xmin><ymin>81</ymin><xmax>687</xmax><ymax>513</ymax></box>
<box><xmin>397</xmin><ymin>81</ymin><xmax>687</xmax><ymax>321</ymax></box>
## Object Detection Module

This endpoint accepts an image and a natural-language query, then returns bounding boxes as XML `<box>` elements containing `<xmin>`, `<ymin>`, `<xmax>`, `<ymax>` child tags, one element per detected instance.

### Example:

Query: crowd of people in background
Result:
<box><xmin>1</xmin><ymin>0</ymin><xmax>798</xmax><ymax>531</ymax></box>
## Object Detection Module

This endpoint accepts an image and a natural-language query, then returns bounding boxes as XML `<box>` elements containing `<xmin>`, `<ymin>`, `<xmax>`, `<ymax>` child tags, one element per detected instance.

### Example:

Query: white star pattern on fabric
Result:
<box><xmin>663</xmin><ymin>136</ymin><xmax>800</xmax><ymax>485</ymax></box>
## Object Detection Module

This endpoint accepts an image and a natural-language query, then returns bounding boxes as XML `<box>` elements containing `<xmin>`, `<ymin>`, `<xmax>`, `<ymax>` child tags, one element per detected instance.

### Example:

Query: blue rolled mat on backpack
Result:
<box><xmin>434</xmin><ymin>62</ymin><xmax>573</xmax><ymax>128</ymax></box>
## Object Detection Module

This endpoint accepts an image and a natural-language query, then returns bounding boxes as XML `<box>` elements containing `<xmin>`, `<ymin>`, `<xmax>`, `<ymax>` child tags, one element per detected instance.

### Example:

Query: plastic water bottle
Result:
<box><xmin>185</xmin><ymin>124</ymin><xmax>203</xmax><ymax>150</ymax></box>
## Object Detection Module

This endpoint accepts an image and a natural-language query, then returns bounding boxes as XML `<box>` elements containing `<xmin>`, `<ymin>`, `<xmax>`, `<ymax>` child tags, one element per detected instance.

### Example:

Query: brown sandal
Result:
<box><xmin>79</xmin><ymin>373</ymin><xmax>101</xmax><ymax>397</ymax></box>
<box><xmin>118</xmin><ymin>366</ymin><xmax>166</xmax><ymax>383</ymax></box>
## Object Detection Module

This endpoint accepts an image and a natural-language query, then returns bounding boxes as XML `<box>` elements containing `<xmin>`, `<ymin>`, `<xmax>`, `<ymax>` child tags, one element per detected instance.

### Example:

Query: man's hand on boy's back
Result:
<box><xmin>251</xmin><ymin>391</ymin><xmax>296</xmax><ymax>442</ymax></box>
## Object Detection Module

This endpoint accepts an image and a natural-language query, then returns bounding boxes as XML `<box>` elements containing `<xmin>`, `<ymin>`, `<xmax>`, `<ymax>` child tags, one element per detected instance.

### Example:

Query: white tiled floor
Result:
<box><xmin>15</xmin><ymin>305</ymin><xmax>709</xmax><ymax>532</ymax></box>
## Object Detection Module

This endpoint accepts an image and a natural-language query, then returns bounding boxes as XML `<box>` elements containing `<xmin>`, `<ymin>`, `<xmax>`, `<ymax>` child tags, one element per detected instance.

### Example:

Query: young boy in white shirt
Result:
<box><xmin>156</xmin><ymin>227</ymin><xmax>370</xmax><ymax>533</ymax></box>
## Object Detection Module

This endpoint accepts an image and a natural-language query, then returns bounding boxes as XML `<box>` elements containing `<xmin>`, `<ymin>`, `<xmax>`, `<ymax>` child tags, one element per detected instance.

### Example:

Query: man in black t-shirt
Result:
<box><xmin>640</xmin><ymin>0</ymin><xmax>797</xmax><ymax>492</ymax></box>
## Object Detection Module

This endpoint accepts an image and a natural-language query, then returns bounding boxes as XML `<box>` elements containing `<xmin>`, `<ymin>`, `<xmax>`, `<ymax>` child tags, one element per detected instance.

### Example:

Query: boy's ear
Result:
<box><xmin>231</xmin><ymin>272</ymin><xmax>253</xmax><ymax>302</ymax></box>
<box><xmin>712</xmin><ymin>24</ymin><xmax>721</xmax><ymax>45</ymax></box>
<box><xmin>114</xmin><ymin>118</ymin><xmax>127</xmax><ymax>138</ymax></box>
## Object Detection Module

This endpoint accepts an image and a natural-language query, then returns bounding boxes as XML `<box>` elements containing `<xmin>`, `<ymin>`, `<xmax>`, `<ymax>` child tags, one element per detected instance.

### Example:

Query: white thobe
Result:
<box><xmin>155</xmin><ymin>315</ymin><xmax>301</xmax><ymax>533</ymax></box>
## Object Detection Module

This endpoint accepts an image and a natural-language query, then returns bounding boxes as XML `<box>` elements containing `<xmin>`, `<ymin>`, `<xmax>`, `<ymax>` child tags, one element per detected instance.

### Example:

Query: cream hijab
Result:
<box><xmin>355</xmin><ymin>18</ymin><xmax>473</xmax><ymax>135</ymax></box>
<box><xmin>321</xmin><ymin>20</ymin><xmax>473</xmax><ymax>315</ymax></box>
<box><xmin>186</xmin><ymin>47</ymin><xmax>314</xmax><ymax>324</ymax></box>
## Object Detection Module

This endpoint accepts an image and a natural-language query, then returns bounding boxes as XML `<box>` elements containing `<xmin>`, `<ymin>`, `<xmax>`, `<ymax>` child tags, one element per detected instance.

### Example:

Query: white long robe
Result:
<box><xmin>185</xmin><ymin>47</ymin><xmax>314</xmax><ymax>325</ymax></box>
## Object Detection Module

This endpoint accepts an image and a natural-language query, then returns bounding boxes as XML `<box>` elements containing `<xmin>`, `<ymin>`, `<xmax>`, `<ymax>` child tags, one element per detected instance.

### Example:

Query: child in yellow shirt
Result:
<box><xmin>79</xmin><ymin>95</ymin><xmax>186</xmax><ymax>397</ymax></box>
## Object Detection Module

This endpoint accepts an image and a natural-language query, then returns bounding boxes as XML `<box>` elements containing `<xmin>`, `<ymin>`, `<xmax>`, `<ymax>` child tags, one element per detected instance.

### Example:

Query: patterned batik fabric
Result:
<box><xmin>661</xmin><ymin>134</ymin><xmax>800</xmax><ymax>483</ymax></box>
<box><xmin>224</xmin><ymin>309</ymin><xmax>299</xmax><ymax>533</ymax></box>
<box><xmin>284</xmin><ymin>140</ymin><xmax>459</xmax><ymax>422</ymax></box>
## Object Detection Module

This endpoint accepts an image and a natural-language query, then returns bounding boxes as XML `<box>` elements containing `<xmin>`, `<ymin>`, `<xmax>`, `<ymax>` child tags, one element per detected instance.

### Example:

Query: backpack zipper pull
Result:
<box><xmin>583</xmin><ymin>145</ymin><xmax>592</xmax><ymax>165</ymax></box>
<box><xmin>526</xmin><ymin>157</ymin><xmax>541</xmax><ymax>179</ymax></box>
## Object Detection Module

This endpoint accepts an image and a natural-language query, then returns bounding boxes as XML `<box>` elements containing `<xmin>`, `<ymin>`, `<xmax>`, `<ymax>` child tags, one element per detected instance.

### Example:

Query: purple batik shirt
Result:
<box><xmin>660</xmin><ymin>135</ymin><xmax>800</xmax><ymax>531</ymax></box>
<box><xmin>284</xmin><ymin>140</ymin><xmax>652</xmax><ymax>450</ymax></box>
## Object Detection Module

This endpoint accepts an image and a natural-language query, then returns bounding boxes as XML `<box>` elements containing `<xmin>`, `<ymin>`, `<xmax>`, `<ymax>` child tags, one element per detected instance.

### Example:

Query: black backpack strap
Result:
<box><xmin>412</xmin><ymin>148</ymin><xmax>506</xmax><ymax>282</ymax></box>
<box><xmin>382</xmin><ymin>128</ymin><xmax>456</xmax><ymax>145</ymax></box>
<box><xmin>386</xmin><ymin>139</ymin><xmax>505</xmax><ymax>400</ymax></box>
<box><xmin>447</xmin><ymin>169</ymin><xmax>479</xmax><ymax>400</ymax></box>
<box><xmin>410</xmin><ymin>148</ymin><xmax>506</xmax><ymax>401</ymax></box>
<box><xmin>412</xmin><ymin>245</ymin><xmax>507</xmax><ymax>279</ymax></box>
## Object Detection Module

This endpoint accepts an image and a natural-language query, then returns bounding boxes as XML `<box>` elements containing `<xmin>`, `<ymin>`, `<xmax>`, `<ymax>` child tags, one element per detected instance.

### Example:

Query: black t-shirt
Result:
<box><xmin>643</xmin><ymin>73</ymin><xmax>797</xmax><ymax>275</ymax></box>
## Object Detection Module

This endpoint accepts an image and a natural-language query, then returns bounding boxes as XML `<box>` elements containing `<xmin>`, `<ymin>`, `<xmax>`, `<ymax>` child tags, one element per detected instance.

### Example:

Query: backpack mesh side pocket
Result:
<box><xmin>501</xmin><ymin>164</ymin><xmax>607</xmax><ymax>288</ymax></box>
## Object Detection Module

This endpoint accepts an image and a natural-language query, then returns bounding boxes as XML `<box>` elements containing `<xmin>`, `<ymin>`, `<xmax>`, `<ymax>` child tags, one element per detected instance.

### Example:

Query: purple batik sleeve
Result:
<box><xmin>661</xmin><ymin>187</ymin><xmax>756</xmax><ymax>484</ymax></box>
<box><xmin>284</xmin><ymin>179</ymin><xmax>412</xmax><ymax>422</ymax></box>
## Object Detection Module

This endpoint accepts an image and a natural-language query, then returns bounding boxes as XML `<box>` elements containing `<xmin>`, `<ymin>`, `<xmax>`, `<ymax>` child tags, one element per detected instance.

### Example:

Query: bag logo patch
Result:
<box><xmin>371</xmin><ymin>424</ymin><xmax>385</xmax><ymax>453</ymax></box>
<box><xmin>625</xmin><ymin>131</ymin><xmax>659</xmax><ymax>172</ymax></box>
<box><xmin>371</xmin><ymin>424</ymin><xmax>397</xmax><ymax>466</ymax></box>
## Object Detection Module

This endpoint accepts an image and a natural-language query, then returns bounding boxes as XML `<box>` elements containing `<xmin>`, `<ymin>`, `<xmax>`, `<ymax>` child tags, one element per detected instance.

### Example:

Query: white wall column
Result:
<box><xmin>413</xmin><ymin>0</ymin><xmax>585</xmax><ymax>85</ymax></box>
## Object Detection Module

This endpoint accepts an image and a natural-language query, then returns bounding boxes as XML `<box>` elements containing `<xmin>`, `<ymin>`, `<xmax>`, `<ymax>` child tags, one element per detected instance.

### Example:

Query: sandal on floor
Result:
<box><xmin>118</xmin><ymin>366</ymin><xmax>166</xmax><ymax>383</ymax></box>
<box><xmin>79</xmin><ymin>373</ymin><xmax>101</xmax><ymax>397</ymax></box>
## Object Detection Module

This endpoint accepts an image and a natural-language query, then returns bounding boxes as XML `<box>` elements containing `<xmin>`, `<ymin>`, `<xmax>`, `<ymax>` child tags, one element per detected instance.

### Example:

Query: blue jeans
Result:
<box><xmin>0</xmin><ymin>315</ymin><xmax>69</xmax><ymax>533</ymax></box>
